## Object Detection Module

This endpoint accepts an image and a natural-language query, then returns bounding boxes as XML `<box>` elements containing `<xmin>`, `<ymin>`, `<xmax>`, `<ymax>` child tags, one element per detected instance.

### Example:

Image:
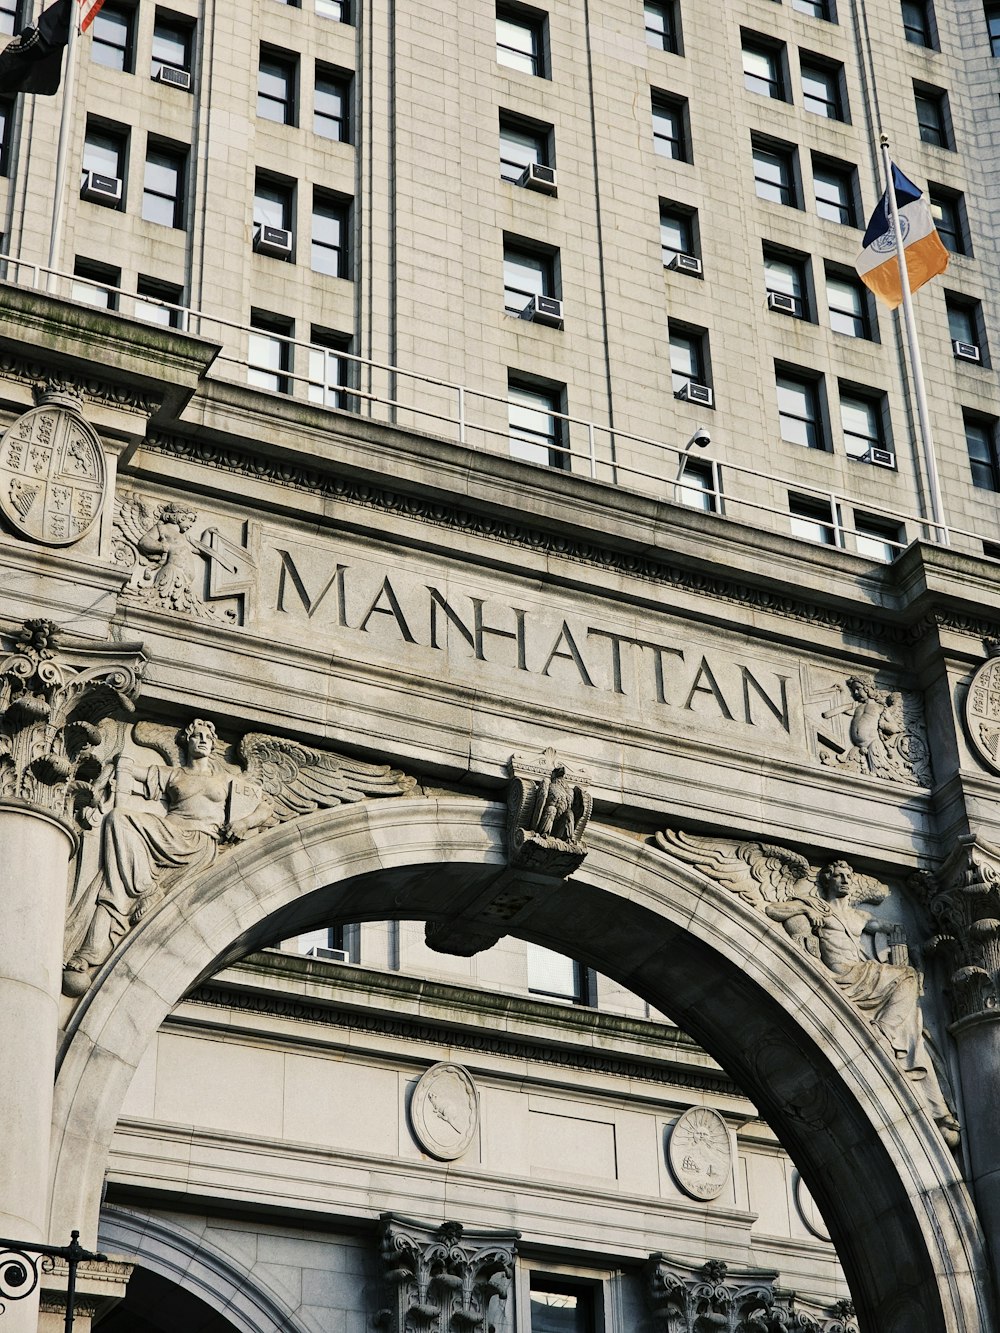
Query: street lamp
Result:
<box><xmin>672</xmin><ymin>426</ymin><xmax>712</xmax><ymax>505</ymax></box>
<box><xmin>0</xmin><ymin>1232</ymin><xmax>107</xmax><ymax>1333</ymax></box>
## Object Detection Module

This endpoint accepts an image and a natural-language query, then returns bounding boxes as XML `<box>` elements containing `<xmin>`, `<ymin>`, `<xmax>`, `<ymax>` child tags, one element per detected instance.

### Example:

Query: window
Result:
<box><xmin>677</xmin><ymin>456</ymin><xmax>720</xmax><ymax>512</ymax></box>
<box><xmin>902</xmin><ymin>0</ymin><xmax>936</xmax><ymax>47</ymax></box>
<box><xmin>854</xmin><ymin>512</ymin><xmax>905</xmax><ymax>562</ymax></box>
<box><xmin>529</xmin><ymin>1279</ymin><xmax>597</xmax><ymax>1332</ymax></box>
<box><xmin>984</xmin><ymin>541</ymin><xmax>1000</xmax><ymax>560</ymax></box>
<box><xmin>652</xmin><ymin>93</ymin><xmax>689</xmax><ymax>161</ymax></box>
<box><xmin>248</xmin><ymin>310</ymin><xmax>293</xmax><ymax>394</ymax></box>
<box><xmin>81</xmin><ymin>122</ymin><xmax>127</xmax><ymax>203</ymax></box>
<box><xmin>499</xmin><ymin>114</ymin><xmax>551</xmax><ymax>184</ymax></box>
<box><xmin>152</xmin><ymin>12</ymin><xmax>193</xmax><ymax>77</ymax></box>
<box><xmin>988</xmin><ymin>3</ymin><xmax>1000</xmax><ymax>55</ymax></box>
<box><xmin>792</xmin><ymin>0</ymin><xmax>834</xmax><ymax>19</ymax></box>
<box><xmin>496</xmin><ymin>5</ymin><xmax>545</xmax><ymax>76</ymax></box>
<box><xmin>660</xmin><ymin>201</ymin><xmax>697</xmax><ymax>264</ymax></box>
<box><xmin>669</xmin><ymin>323</ymin><xmax>709</xmax><ymax>396</ymax></box>
<box><xmin>133</xmin><ymin>276</ymin><xmax>184</xmax><ymax>328</ymax></box>
<box><xmin>645</xmin><ymin>0</ymin><xmax>680</xmax><ymax>53</ymax></box>
<box><xmin>776</xmin><ymin>368</ymin><xmax>825</xmax><ymax>448</ymax></box>
<box><xmin>253</xmin><ymin>173</ymin><xmax>294</xmax><ymax>234</ymax></box>
<box><xmin>503</xmin><ymin>241</ymin><xmax>556</xmax><ymax>315</ymax></box>
<box><xmin>508</xmin><ymin>376</ymin><xmax>566</xmax><ymax>468</ymax></box>
<box><xmin>946</xmin><ymin>293</ymin><xmax>985</xmax><ymax>360</ymax></box>
<box><xmin>928</xmin><ymin>184</ymin><xmax>968</xmax><ymax>254</ymax></box>
<box><xmin>307</xmin><ymin>327</ymin><xmax>355</xmax><ymax>410</ymax></box>
<box><xmin>526</xmin><ymin>946</ymin><xmax>591</xmax><ymax>1005</ymax></box>
<box><xmin>752</xmin><ymin>136</ymin><xmax>798</xmax><ymax>207</ymax></box>
<box><xmin>142</xmin><ymin>142</ymin><xmax>186</xmax><ymax>227</ymax></box>
<box><xmin>258</xmin><ymin>47</ymin><xmax>297</xmax><ymax>124</ymax></box>
<box><xmin>966</xmin><ymin>413</ymin><xmax>1000</xmax><ymax>490</ymax></box>
<box><xmin>826</xmin><ymin>267</ymin><xmax>874</xmax><ymax>339</ymax></box>
<box><xmin>813</xmin><ymin>155</ymin><xmax>859</xmax><ymax>225</ymax></box>
<box><xmin>293</xmin><ymin>925</ymin><xmax>360</xmax><ymax>961</ymax></box>
<box><xmin>316</xmin><ymin>0</ymin><xmax>349</xmax><ymax>19</ymax></box>
<box><xmin>789</xmin><ymin>493</ymin><xmax>841</xmax><ymax>546</ymax></box>
<box><xmin>91</xmin><ymin>4</ymin><xmax>134</xmax><ymax>72</ymax></box>
<box><xmin>0</xmin><ymin>0</ymin><xmax>19</xmax><ymax>36</ymax></box>
<box><xmin>315</xmin><ymin>66</ymin><xmax>351</xmax><ymax>142</ymax></box>
<box><xmin>71</xmin><ymin>258</ymin><xmax>121</xmax><ymax>310</ymax></box>
<box><xmin>914</xmin><ymin>83</ymin><xmax>952</xmax><ymax>148</ymax></box>
<box><xmin>0</xmin><ymin>99</ymin><xmax>13</xmax><ymax>177</ymax></box>
<box><xmin>742</xmin><ymin>35</ymin><xmax>787</xmax><ymax>100</ymax></box>
<box><xmin>840</xmin><ymin>386</ymin><xmax>889</xmax><ymax>460</ymax></box>
<box><xmin>312</xmin><ymin>191</ymin><xmax>350</xmax><ymax>278</ymax></box>
<box><xmin>764</xmin><ymin>245</ymin><xmax>810</xmax><ymax>318</ymax></box>
<box><xmin>800</xmin><ymin>55</ymin><xmax>847</xmax><ymax>120</ymax></box>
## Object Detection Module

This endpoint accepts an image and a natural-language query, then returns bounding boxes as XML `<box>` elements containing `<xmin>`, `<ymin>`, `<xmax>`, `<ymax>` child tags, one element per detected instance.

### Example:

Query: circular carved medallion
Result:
<box><xmin>0</xmin><ymin>405</ymin><xmax>105</xmax><ymax>546</ymax></box>
<box><xmin>667</xmin><ymin>1106</ymin><xmax>732</xmax><ymax>1201</ymax></box>
<box><xmin>794</xmin><ymin>1172</ymin><xmax>831</xmax><ymax>1242</ymax></box>
<box><xmin>965</xmin><ymin>657</ymin><xmax>1000</xmax><ymax>775</ymax></box>
<box><xmin>410</xmin><ymin>1062</ymin><xmax>479</xmax><ymax>1161</ymax></box>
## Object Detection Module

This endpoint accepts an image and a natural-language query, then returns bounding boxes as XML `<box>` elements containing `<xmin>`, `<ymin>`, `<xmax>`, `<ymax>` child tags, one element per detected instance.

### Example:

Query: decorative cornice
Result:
<box><xmin>184</xmin><ymin>981</ymin><xmax>741</xmax><ymax>1097</ymax></box>
<box><xmin>0</xmin><ymin>355</ymin><xmax>159</xmax><ymax>417</ymax></box>
<box><xmin>144</xmin><ymin>433</ymin><xmax>999</xmax><ymax>645</ymax></box>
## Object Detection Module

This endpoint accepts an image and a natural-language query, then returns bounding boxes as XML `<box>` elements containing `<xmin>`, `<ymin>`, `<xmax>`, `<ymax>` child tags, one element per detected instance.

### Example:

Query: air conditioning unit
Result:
<box><xmin>152</xmin><ymin>64</ymin><xmax>191</xmax><ymax>90</ymax></box>
<box><xmin>675</xmin><ymin>381</ymin><xmax>714</xmax><ymax>407</ymax></box>
<box><xmin>522</xmin><ymin>294</ymin><xmax>564</xmax><ymax>328</ymax></box>
<box><xmin>953</xmin><ymin>339</ymin><xmax>982</xmax><ymax>363</ymax></box>
<box><xmin>253</xmin><ymin>224</ymin><xmax>293</xmax><ymax>258</ymax></box>
<box><xmin>518</xmin><ymin>162</ymin><xmax>557</xmax><ymax>195</ymax></box>
<box><xmin>868</xmin><ymin>448</ymin><xmax>896</xmax><ymax>468</ymax></box>
<box><xmin>79</xmin><ymin>170</ymin><xmax>122</xmax><ymax>205</ymax></box>
<box><xmin>767</xmin><ymin>291</ymin><xmax>799</xmax><ymax>316</ymax></box>
<box><xmin>667</xmin><ymin>252</ymin><xmax>703</xmax><ymax>277</ymax></box>
<box><xmin>305</xmin><ymin>946</ymin><xmax>349</xmax><ymax>963</ymax></box>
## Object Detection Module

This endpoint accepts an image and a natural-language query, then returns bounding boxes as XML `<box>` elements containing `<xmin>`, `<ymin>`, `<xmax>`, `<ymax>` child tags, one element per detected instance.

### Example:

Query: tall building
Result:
<box><xmin>0</xmin><ymin>1</ymin><xmax>999</xmax><ymax>1331</ymax></box>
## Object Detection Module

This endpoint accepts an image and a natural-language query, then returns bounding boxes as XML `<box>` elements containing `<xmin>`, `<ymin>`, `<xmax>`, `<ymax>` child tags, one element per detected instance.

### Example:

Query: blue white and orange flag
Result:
<box><xmin>855</xmin><ymin>164</ymin><xmax>948</xmax><ymax>309</ymax></box>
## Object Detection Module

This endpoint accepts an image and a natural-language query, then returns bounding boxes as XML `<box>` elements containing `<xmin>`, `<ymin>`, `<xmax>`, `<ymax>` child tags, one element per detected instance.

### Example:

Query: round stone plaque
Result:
<box><xmin>965</xmin><ymin>656</ymin><xmax>1000</xmax><ymax>775</ymax></box>
<box><xmin>794</xmin><ymin>1172</ymin><xmax>831</xmax><ymax>1242</ymax></box>
<box><xmin>667</xmin><ymin>1106</ymin><xmax>732</xmax><ymax>1201</ymax></box>
<box><xmin>410</xmin><ymin>1061</ymin><xmax>479</xmax><ymax>1161</ymax></box>
<box><xmin>0</xmin><ymin>405</ymin><xmax>106</xmax><ymax>546</ymax></box>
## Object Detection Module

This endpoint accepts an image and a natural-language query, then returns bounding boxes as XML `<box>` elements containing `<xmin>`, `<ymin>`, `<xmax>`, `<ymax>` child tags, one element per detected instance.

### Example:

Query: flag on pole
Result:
<box><xmin>0</xmin><ymin>0</ymin><xmax>104</xmax><ymax>96</ymax></box>
<box><xmin>855</xmin><ymin>164</ymin><xmax>948</xmax><ymax>309</ymax></box>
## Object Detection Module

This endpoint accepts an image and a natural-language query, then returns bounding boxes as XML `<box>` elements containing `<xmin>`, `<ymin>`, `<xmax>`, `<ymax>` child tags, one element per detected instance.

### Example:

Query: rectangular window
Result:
<box><xmin>789</xmin><ymin>492</ymin><xmax>841</xmax><ymax>546</ymax></box>
<box><xmin>902</xmin><ymin>0</ymin><xmax>936</xmax><ymax>46</ymax></box>
<box><xmin>508</xmin><ymin>376</ymin><xmax>566</xmax><ymax>468</ymax></box>
<box><xmin>248</xmin><ymin>310</ymin><xmax>293</xmax><ymax>394</ymax></box>
<box><xmin>669</xmin><ymin>323</ymin><xmax>709</xmax><ymax>396</ymax></box>
<box><xmin>752</xmin><ymin>136</ymin><xmax>798</xmax><ymax>207</ymax></box>
<box><xmin>660</xmin><ymin>201</ymin><xmax>697</xmax><ymax>263</ymax></box>
<box><xmin>840</xmin><ymin>386</ymin><xmax>889</xmax><ymax>460</ymax></box>
<box><xmin>496</xmin><ymin>5</ymin><xmax>545</xmax><ymax>76</ymax></box>
<box><xmin>526</xmin><ymin>945</ymin><xmax>591</xmax><ymax>1005</ymax></box>
<box><xmin>854</xmin><ymin>511</ymin><xmax>905</xmax><ymax>562</ymax></box>
<box><xmin>764</xmin><ymin>245</ymin><xmax>810</xmax><ymax>318</ymax></box>
<box><xmin>253</xmin><ymin>173</ymin><xmax>294</xmax><ymax>231</ymax></box>
<box><xmin>503</xmin><ymin>241</ymin><xmax>556</xmax><ymax>315</ymax></box>
<box><xmin>499</xmin><ymin>113</ymin><xmax>551</xmax><ymax>183</ymax></box>
<box><xmin>826</xmin><ymin>266</ymin><xmax>874</xmax><ymax>339</ymax></box>
<box><xmin>308</xmin><ymin>328</ymin><xmax>355</xmax><ymax>410</ymax></box>
<box><xmin>142</xmin><ymin>142</ymin><xmax>186</xmax><ymax>227</ymax></box>
<box><xmin>929</xmin><ymin>184</ymin><xmax>968</xmax><ymax>254</ymax></box>
<box><xmin>316</xmin><ymin>0</ymin><xmax>349</xmax><ymax>20</ymax></box>
<box><xmin>0</xmin><ymin>99</ymin><xmax>12</xmax><ymax>177</ymax></box>
<box><xmin>81</xmin><ymin>122</ymin><xmax>128</xmax><ymax>206</ymax></box>
<box><xmin>776</xmin><ymin>368</ymin><xmax>824</xmax><ymax>448</ymax></box>
<box><xmin>312</xmin><ymin>191</ymin><xmax>350</xmax><ymax>277</ymax></box>
<box><xmin>71</xmin><ymin>258</ymin><xmax>121</xmax><ymax>310</ymax></box>
<box><xmin>946</xmin><ymin>292</ymin><xmax>985</xmax><ymax>359</ymax></box>
<box><xmin>677</xmin><ymin>456</ymin><xmax>720</xmax><ymax>513</ymax></box>
<box><xmin>134</xmin><ymin>275</ymin><xmax>184</xmax><ymax>328</ymax></box>
<box><xmin>742</xmin><ymin>34</ymin><xmax>787</xmax><ymax>100</ymax></box>
<box><xmin>800</xmin><ymin>54</ymin><xmax>847</xmax><ymax>120</ymax></box>
<box><xmin>152</xmin><ymin>11</ymin><xmax>193</xmax><ymax>76</ymax></box>
<box><xmin>652</xmin><ymin>92</ymin><xmax>689</xmax><ymax>161</ymax></box>
<box><xmin>914</xmin><ymin>82</ymin><xmax>952</xmax><ymax>148</ymax></box>
<box><xmin>529</xmin><ymin>1278</ymin><xmax>597</xmax><ymax>1332</ymax></box>
<box><xmin>813</xmin><ymin>155</ymin><xmax>859</xmax><ymax>225</ymax></box>
<box><xmin>315</xmin><ymin>66</ymin><xmax>351</xmax><ymax>142</ymax></box>
<box><xmin>91</xmin><ymin>4</ymin><xmax>134</xmax><ymax>72</ymax></box>
<box><xmin>987</xmin><ymin>3</ymin><xmax>1000</xmax><ymax>55</ymax></box>
<box><xmin>294</xmin><ymin>926</ymin><xmax>358</xmax><ymax>961</ymax></box>
<box><xmin>966</xmin><ymin>413</ymin><xmax>1000</xmax><ymax>490</ymax></box>
<box><xmin>645</xmin><ymin>0</ymin><xmax>680</xmax><ymax>53</ymax></box>
<box><xmin>0</xmin><ymin>1</ymin><xmax>19</xmax><ymax>36</ymax></box>
<box><xmin>792</xmin><ymin>0</ymin><xmax>834</xmax><ymax>19</ymax></box>
<box><xmin>258</xmin><ymin>47</ymin><xmax>297</xmax><ymax>124</ymax></box>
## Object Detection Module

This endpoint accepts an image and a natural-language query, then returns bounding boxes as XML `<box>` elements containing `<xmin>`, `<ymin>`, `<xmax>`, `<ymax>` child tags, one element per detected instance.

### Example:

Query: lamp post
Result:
<box><xmin>672</xmin><ymin>426</ymin><xmax>712</xmax><ymax>505</ymax></box>
<box><xmin>0</xmin><ymin>1233</ymin><xmax>107</xmax><ymax>1333</ymax></box>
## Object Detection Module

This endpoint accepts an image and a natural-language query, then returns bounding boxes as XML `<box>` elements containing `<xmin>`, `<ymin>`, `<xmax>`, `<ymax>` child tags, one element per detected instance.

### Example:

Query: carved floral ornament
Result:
<box><xmin>922</xmin><ymin>834</ymin><xmax>1000</xmax><ymax>1024</ymax></box>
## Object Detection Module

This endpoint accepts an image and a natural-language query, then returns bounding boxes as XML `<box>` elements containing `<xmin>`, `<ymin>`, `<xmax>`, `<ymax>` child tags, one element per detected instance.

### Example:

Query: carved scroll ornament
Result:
<box><xmin>655</xmin><ymin>831</ymin><xmax>960</xmax><ymax>1146</ymax></box>
<box><xmin>507</xmin><ymin>747</ymin><xmax>592</xmax><ymax>876</ymax></box>
<box><xmin>62</xmin><ymin>716</ymin><xmax>418</xmax><ymax>995</ymax></box>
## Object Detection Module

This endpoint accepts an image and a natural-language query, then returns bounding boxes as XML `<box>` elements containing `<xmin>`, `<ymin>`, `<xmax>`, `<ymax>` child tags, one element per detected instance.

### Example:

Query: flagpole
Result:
<box><xmin>45</xmin><ymin>0</ymin><xmax>80</xmax><ymax>293</ymax></box>
<box><xmin>878</xmin><ymin>135</ymin><xmax>949</xmax><ymax>546</ymax></box>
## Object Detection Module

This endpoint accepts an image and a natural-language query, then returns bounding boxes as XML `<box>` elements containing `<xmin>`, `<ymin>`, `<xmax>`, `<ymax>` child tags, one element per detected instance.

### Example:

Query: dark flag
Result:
<box><xmin>0</xmin><ymin>0</ymin><xmax>73</xmax><ymax>97</ymax></box>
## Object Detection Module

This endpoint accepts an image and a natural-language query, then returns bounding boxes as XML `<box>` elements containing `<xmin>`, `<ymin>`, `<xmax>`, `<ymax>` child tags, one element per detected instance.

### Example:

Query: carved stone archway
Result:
<box><xmin>50</xmin><ymin>798</ymin><xmax>991</xmax><ymax>1333</ymax></box>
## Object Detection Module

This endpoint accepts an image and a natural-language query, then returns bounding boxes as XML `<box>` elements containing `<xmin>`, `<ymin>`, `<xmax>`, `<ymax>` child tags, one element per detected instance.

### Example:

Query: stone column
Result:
<box><xmin>0</xmin><ymin>619</ymin><xmax>143</xmax><ymax>1331</ymax></box>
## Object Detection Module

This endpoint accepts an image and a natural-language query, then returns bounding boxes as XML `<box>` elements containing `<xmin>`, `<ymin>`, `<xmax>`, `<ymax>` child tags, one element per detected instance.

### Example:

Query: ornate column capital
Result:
<box><xmin>0</xmin><ymin>618</ymin><xmax>145</xmax><ymax>829</ymax></box>
<box><xmin>921</xmin><ymin>834</ymin><xmax>1000</xmax><ymax>1025</ymax></box>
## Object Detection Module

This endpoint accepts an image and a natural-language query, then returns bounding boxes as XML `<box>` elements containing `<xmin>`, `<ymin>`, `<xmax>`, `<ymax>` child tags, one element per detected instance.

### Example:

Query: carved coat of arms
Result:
<box><xmin>0</xmin><ymin>404</ymin><xmax>105</xmax><ymax>545</ymax></box>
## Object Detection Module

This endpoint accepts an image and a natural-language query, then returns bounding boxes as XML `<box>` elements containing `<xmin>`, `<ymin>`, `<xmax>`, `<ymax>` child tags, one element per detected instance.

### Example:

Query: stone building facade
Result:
<box><xmin>1</xmin><ymin>1</ymin><xmax>1000</xmax><ymax>1332</ymax></box>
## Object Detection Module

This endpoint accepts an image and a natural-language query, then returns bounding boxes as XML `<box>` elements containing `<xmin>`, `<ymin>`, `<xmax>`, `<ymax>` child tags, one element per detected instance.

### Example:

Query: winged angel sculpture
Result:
<box><xmin>63</xmin><ymin>717</ymin><xmax>417</xmax><ymax>995</ymax></box>
<box><xmin>655</xmin><ymin>831</ymin><xmax>960</xmax><ymax>1144</ymax></box>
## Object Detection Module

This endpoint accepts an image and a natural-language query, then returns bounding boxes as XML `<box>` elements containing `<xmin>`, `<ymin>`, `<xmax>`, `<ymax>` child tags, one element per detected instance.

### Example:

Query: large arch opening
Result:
<box><xmin>52</xmin><ymin>797</ymin><xmax>991</xmax><ymax>1333</ymax></box>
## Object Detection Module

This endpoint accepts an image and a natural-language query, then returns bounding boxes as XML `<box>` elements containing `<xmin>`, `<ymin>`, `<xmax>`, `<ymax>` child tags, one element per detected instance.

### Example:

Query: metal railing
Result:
<box><xmin>3</xmin><ymin>255</ymin><xmax>995</xmax><ymax>564</ymax></box>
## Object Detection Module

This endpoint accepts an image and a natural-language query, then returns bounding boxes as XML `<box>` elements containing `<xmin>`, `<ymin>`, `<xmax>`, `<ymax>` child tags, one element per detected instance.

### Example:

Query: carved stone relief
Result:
<box><xmin>814</xmin><ymin>674</ymin><xmax>931</xmax><ymax>786</ymax></box>
<box><xmin>963</xmin><ymin>646</ymin><xmax>1000</xmax><ymax>775</ymax></box>
<box><xmin>922</xmin><ymin>834</ymin><xmax>1000</xmax><ymax>1024</ymax></box>
<box><xmin>666</xmin><ymin>1106</ymin><xmax>733</xmax><ymax>1201</ymax></box>
<box><xmin>113</xmin><ymin>491</ymin><xmax>256</xmax><ymax>623</ymax></box>
<box><xmin>410</xmin><ymin>1062</ymin><xmax>479</xmax><ymax>1161</ymax></box>
<box><xmin>375</xmin><ymin>1215</ymin><xmax>517</xmax><ymax>1333</ymax></box>
<box><xmin>0</xmin><ymin>618</ymin><xmax>144</xmax><ymax>827</ymax></box>
<box><xmin>62</xmin><ymin>716</ymin><xmax>418</xmax><ymax>996</ymax></box>
<box><xmin>507</xmin><ymin>747</ymin><xmax>591</xmax><ymax>876</ymax></box>
<box><xmin>655</xmin><ymin>831</ymin><xmax>960</xmax><ymax>1145</ymax></box>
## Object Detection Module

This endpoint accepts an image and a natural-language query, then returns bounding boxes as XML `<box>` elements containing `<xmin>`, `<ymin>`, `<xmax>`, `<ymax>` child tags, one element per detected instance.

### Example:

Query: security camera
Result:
<box><xmin>686</xmin><ymin>427</ymin><xmax>711</xmax><ymax>449</ymax></box>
